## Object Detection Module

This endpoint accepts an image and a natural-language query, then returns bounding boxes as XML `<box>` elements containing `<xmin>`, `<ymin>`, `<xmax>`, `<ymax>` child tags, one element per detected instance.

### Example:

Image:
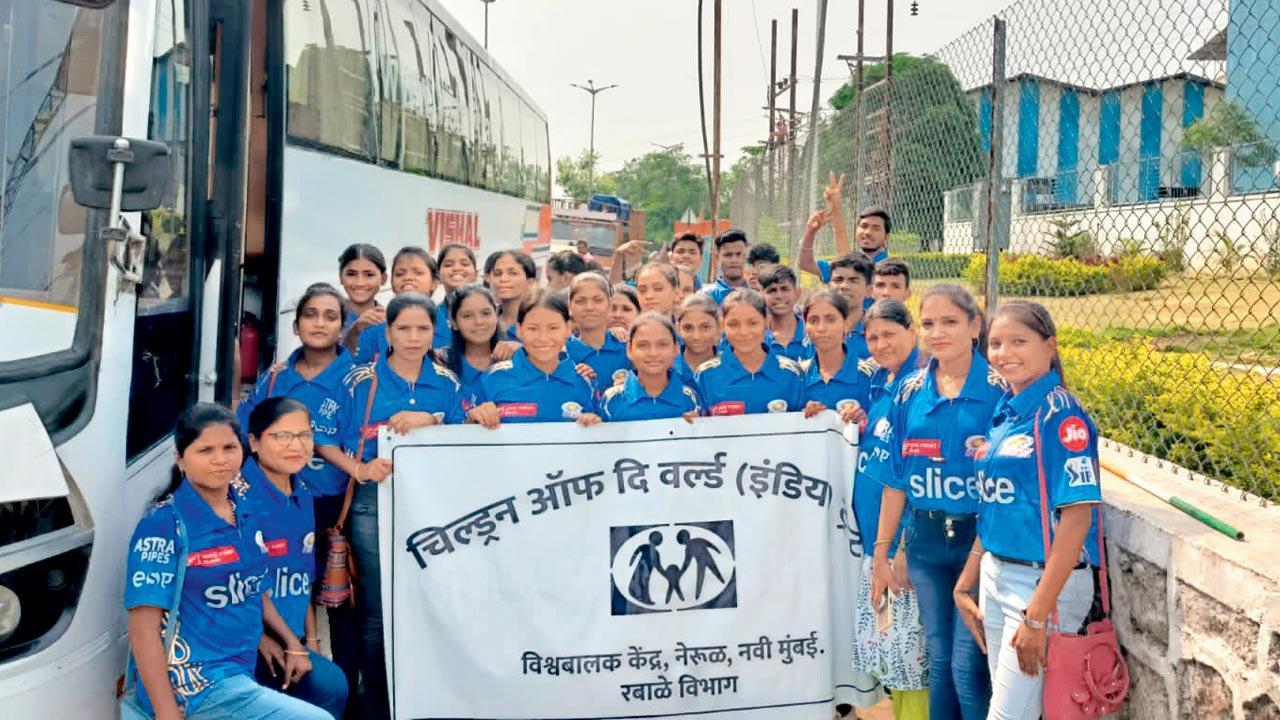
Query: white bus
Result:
<box><xmin>0</xmin><ymin>0</ymin><xmax>549</xmax><ymax>715</ymax></box>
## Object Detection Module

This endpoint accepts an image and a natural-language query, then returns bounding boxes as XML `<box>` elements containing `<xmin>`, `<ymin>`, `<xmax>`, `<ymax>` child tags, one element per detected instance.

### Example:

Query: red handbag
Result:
<box><xmin>1033</xmin><ymin>410</ymin><xmax>1130</xmax><ymax>720</ymax></box>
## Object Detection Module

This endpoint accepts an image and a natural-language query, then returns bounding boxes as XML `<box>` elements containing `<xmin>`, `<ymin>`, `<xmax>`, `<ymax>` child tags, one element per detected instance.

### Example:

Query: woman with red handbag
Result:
<box><xmin>954</xmin><ymin>301</ymin><xmax>1126</xmax><ymax>720</ymax></box>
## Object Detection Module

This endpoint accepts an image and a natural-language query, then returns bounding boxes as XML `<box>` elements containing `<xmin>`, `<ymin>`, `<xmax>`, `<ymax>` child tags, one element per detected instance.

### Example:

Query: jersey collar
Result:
<box><xmin>570</xmin><ymin>331</ymin><xmax>626</xmax><ymax>355</ymax></box>
<box><xmin>241</xmin><ymin>457</ymin><xmax>310</xmax><ymax>508</ymax></box>
<box><xmin>872</xmin><ymin>347</ymin><xmax>920</xmax><ymax>394</ymax></box>
<box><xmin>805</xmin><ymin>346</ymin><xmax>860</xmax><ymax>387</ymax></box>
<box><xmin>171</xmin><ymin>477</ymin><xmax>247</xmax><ymax>532</ymax></box>
<box><xmin>285</xmin><ymin>345</ymin><xmax>353</xmax><ymax>387</ymax></box>
<box><xmin>512</xmin><ymin>347</ymin><xmax>583</xmax><ymax>386</ymax></box>
<box><xmin>922</xmin><ymin>349</ymin><xmax>995</xmax><ymax>410</ymax></box>
<box><xmin>1000</xmin><ymin>369</ymin><xmax>1063</xmax><ymax>421</ymax></box>
<box><xmin>720</xmin><ymin>344</ymin><xmax>790</xmax><ymax>383</ymax></box>
<box><xmin>622</xmin><ymin>370</ymin><xmax>686</xmax><ymax>406</ymax></box>
<box><xmin>376</xmin><ymin>352</ymin><xmax>449</xmax><ymax>394</ymax></box>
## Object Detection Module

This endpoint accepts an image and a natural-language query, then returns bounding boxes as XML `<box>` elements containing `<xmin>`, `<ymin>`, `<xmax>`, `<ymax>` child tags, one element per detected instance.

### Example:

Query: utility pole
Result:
<box><xmin>710</xmin><ymin>0</ymin><xmax>723</xmax><ymax>244</ymax></box>
<box><xmin>885</xmin><ymin>0</ymin><xmax>894</xmax><ymax>203</ymax></box>
<box><xmin>478</xmin><ymin>0</ymin><xmax>495</xmax><ymax>49</ymax></box>
<box><xmin>805</xmin><ymin>0</ymin><xmax>829</xmax><ymax>232</ymax></box>
<box><xmin>768</xmin><ymin>19</ymin><xmax>778</xmax><ymax>209</ymax></box>
<box><xmin>786</xmin><ymin>8</ymin><xmax>798</xmax><ymax>247</ymax></box>
<box><xmin>854</xmin><ymin>0</ymin><xmax>867</xmax><ymax>210</ymax></box>
<box><xmin>570</xmin><ymin>79</ymin><xmax>619</xmax><ymax>198</ymax></box>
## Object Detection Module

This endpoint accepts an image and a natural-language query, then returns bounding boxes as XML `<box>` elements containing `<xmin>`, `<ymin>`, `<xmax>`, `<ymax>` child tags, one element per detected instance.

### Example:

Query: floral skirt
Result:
<box><xmin>850</xmin><ymin>554</ymin><xmax>929</xmax><ymax>691</ymax></box>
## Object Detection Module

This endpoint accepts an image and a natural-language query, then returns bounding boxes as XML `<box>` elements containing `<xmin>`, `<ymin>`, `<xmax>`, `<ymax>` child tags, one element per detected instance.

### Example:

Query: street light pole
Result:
<box><xmin>570</xmin><ymin>79</ymin><xmax>619</xmax><ymax>197</ymax></box>
<box><xmin>479</xmin><ymin>0</ymin><xmax>495</xmax><ymax>49</ymax></box>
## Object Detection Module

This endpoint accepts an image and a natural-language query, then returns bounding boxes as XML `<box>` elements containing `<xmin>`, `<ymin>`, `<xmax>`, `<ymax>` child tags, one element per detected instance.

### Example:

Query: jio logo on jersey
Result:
<box><xmin>1059</xmin><ymin>417</ymin><xmax>1090</xmax><ymax>452</ymax></box>
<box><xmin>609</xmin><ymin>521</ymin><xmax>736</xmax><ymax>615</ymax></box>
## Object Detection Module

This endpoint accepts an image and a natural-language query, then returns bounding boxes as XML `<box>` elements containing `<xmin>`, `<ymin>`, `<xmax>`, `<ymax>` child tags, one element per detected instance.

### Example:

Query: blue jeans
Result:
<box><xmin>121</xmin><ymin>673</ymin><xmax>331</xmax><ymax>720</ymax></box>
<box><xmin>349</xmin><ymin>484</ymin><xmax>390</xmax><ymax>720</ymax></box>
<box><xmin>255</xmin><ymin>648</ymin><xmax>349</xmax><ymax>719</ymax></box>
<box><xmin>905</xmin><ymin>511</ymin><xmax>991</xmax><ymax>720</ymax></box>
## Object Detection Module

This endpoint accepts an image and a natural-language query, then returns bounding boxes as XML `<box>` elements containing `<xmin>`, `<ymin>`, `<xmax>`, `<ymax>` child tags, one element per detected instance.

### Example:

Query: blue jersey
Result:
<box><xmin>802</xmin><ymin>349</ymin><xmax>875</xmax><ymax>416</ymax></box>
<box><xmin>815</xmin><ymin>248</ymin><xmax>889</xmax><ymax>283</ymax></box>
<box><xmin>601</xmin><ymin>371</ymin><xmax>702</xmax><ymax>421</ymax></box>
<box><xmin>236</xmin><ymin>346</ymin><xmax>355</xmax><ymax>496</ymax></box>
<box><xmin>694</xmin><ymin>346</ymin><xmax>806</xmax><ymax>416</ymax></box>
<box><xmin>566</xmin><ymin>333</ymin><xmax>631</xmax><ymax>390</ymax></box>
<box><xmin>123</xmin><ymin>481</ymin><xmax>269</xmax><ymax>716</ymax></box>
<box><xmin>353</xmin><ymin>301</ymin><xmax>452</xmax><ymax>364</ymax></box>
<box><xmin>976</xmin><ymin>371</ymin><xmax>1102</xmax><ymax>565</ymax></box>
<box><xmin>854</xmin><ymin>348</ymin><xmax>920</xmax><ymax>557</ymax></box>
<box><xmin>453</xmin><ymin>354</ymin><xmax>487</xmax><ymax>411</ymax></box>
<box><xmin>862</xmin><ymin>350</ymin><xmax>1006</xmax><ymax>515</ymax></box>
<box><xmin>700</xmin><ymin>276</ymin><xmax>748</xmax><ymax>305</ymax></box>
<box><xmin>479</xmin><ymin>348</ymin><xmax>599</xmax><ymax>423</ymax></box>
<box><xmin>673</xmin><ymin>352</ymin><xmax>701</xmax><ymax>389</ymax></box>
<box><xmin>318</xmin><ymin>353</ymin><xmax>466</xmax><ymax>461</ymax></box>
<box><xmin>238</xmin><ymin>458</ymin><xmax>316</xmax><ymax>639</ymax></box>
<box><xmin>845</xmin><ymin>322</ymin><xmax>871</xmax><ymax>362</ymax></box>
<box><xmin>766</xmin><ymin>315</ymin><xmax>813</xmax><ymax>361</ymax></box>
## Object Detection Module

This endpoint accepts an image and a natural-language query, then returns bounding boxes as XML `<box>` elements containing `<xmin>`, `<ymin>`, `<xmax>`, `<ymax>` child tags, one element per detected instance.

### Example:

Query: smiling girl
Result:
<box><xmin>693</xmin><ymin>288</ymin><xmax>804</xmax><ymax>416</ymax></box>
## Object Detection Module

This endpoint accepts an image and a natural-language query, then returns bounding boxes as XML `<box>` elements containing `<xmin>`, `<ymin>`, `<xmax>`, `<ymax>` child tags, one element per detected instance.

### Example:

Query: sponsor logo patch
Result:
<box><xmin>872</xmin><ymin>418</ymin><xmax>892</xmax><ymax>442</ymax></box>
<box><xmin>996</xmin><ymin>434</ymin><xmax>1035</xmax><ymax>458</ymax></box>
<box><xmin>766</xmin><ymin>399</ymin><xmax>788</xmax><ymax>413</ymax></box>
<box><xmin>498</xmin><ymin>402</ymin><xmax>538</xmax><ymax>418</ymax></box>
<box><xmin>964</xmin><ymin>435</ymin><xmax>988</xmax><ymax>459</ymax></box>
<box><xmin>187</xmin><ymin>545</ymin><xmax>240</xmax><ymax>568</ymax></box>
<box><xmin>561</xmin><ymin>401</ymin><xmax>583</xmax><ymax>419</ymax></box>
<box><xmin>902</xmin><ymin>438</ymin><xmax>942</xmax><ymax>458</ymax></box>
<box><xmin>1065</xmin><ymin>456</ymin><xmax>1098</xmax><ymax>487</ymax></box>
<box><xmin>710</xmin><ymin>401</ymin><xmax>746</xmax><ymax>416</ymax></box>
<box><xmin>1059</xmin><ymin>417</ymin><xmax>1090</xmax><ymax>452</ymax></box>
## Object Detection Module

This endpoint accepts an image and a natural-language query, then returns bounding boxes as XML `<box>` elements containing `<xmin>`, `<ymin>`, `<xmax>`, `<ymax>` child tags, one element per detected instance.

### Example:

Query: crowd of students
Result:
<box><xmin>120</xmin><ymin>196</ymin><xmax>1107</xmax><ymax>720</ymax></box>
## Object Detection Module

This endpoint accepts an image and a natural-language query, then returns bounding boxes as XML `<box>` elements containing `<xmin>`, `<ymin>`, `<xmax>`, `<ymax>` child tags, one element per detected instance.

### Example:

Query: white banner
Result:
<box><xmin>379</xmin><ymin>413</ymin><xmax>881</xmax><ymax>720</ymax></box>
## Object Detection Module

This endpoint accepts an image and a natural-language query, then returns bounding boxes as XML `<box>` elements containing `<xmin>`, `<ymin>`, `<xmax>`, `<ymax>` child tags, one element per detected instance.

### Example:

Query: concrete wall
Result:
<box><xmin>1098</xmin><ymin>442</ymin><xmax>1280</xmax><ymax>719</ymax></box>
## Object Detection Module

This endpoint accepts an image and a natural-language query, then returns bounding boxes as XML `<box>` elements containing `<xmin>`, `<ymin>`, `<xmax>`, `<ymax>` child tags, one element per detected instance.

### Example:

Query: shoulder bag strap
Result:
<box><xmin>335</xmin><ymin>355</ymin><xmax>380</xmax><ymax>532</ymax></box>
<box><xmin>122</xmin><ymin>508</ymin><xmax>190</xmax><ymax>696</ymax></box>
<box><xmin>265</xmin><ymin>365</ymin><xmax>280</xmax><ymax>396</ymax></box>
<box><xmin>1032</xmin><ymin>407</ymin><xmax>1113</xmax><ymax>625</ymax></box>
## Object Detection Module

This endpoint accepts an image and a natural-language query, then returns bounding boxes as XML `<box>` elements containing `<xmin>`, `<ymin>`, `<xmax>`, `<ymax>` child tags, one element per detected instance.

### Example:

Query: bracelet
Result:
<box><xmin>970</xmin><ymin>550</ymin><xmax>983</xmax><ymax>557</ymax></box>
<box><xmin>873</xmin><ymin>539</ymin><xmax>893</xmax><ymax>547</ymax></box>
<box><xmin>1021</xmin><ymin>611</ymin><xmax>1047</xmax><ymax>630</ymax></box>
<box><xmin>284</xmin><ymin>649</ymin><xmax>309</xmax><ymax>656</ymax></box>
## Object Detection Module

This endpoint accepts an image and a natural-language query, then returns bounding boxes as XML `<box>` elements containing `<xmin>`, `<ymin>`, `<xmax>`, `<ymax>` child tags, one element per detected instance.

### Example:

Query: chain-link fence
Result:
<box><xmin>727</xmin><ymin>0</ymin><xmax>1280</xmax><ymax>502</ymax></box>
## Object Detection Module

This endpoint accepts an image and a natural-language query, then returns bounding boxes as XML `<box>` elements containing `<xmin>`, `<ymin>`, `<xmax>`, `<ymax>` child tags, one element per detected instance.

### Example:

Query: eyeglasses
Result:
<box><xmin>266</xmin><ymin>430</ymin><xmax>314</xmax><ymax>446</ymax></box>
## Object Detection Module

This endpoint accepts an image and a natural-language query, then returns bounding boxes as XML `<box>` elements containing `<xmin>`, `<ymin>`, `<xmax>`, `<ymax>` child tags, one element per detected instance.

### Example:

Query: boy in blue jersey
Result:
<box><xmin>954</xmin><ymin>301</ymin><xmax>1103</xmax><ymax>719</ymax></box>
<box><xmin>871</xmin><ymin>257</ymin><xmax>912</xmax><ymax>304</ymax></box>
<box><xmin>121</xmin><ymin>405</ymin><xmax>327</xmax><ymax>720</ymax></box>
<box><xmin>759</xmin><ymin>265</ymin><xmax>811</xmax><ymax>361</ymax></box>
<box><xmin>866</xmin><ymin>285</ymin><xmax>1003</xmax><ymax>720</ymax></box>
<box><xmin>693</xmin><ymin>288</ymin><xmax>804</xmax><ymax>416</ymax></box>
<box><xmin>602</xmin><ymin>313</ymin><xmax>701</xmax><ymax>422</ymax></box>
<box><xmin>470</xmin><ymin>291</ymin><xmax>602</xmax><ymax>427</ymax></box>
<box><xmin>700</xmin><ymin>229</ymin><xmax>751</xmax><ymax>305</ymax></box>
<box><xmin>242</xmin><ymin>399</ymin><xmax>347</xmax><ymax>718</ymax></box>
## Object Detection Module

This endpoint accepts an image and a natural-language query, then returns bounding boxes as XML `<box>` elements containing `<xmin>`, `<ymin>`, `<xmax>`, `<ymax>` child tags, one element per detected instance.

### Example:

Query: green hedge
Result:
<box><xmin>1060</xmin><ymin>329</ymin><xmax>1280</xmax><ymax>500</ymax></box>
<box><xmin>897</xmin><ymin>252</ymin><xmax>974</xmax><ymax>279</ymax></box>
<box><xmin>965</xmin><ymin>253</ymin><xmax>1169</xmax><ymax>296</ymax></box>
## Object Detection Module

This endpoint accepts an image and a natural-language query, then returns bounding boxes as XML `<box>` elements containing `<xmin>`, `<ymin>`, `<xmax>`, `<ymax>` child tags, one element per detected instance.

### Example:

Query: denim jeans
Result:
<box><xmin>349</xmin><ymin>483</ymin><xmax>390</xmax><ymax>720</ymax></box>
<box><xmin>255</xmin><ymin>648</ymin><xmax>349</xmax><ymax>719</ymax></box>
<box><xmin>905</xmin><ymin>511</ymin><xmax>991</xmax><ymax>720</ymax></box>
<box><xmin>121</xmin><ymin>673</ymin><xmax>331</xmax><ymax>720</ymax></box>
<box><xmin>981</xmin><ymin>553</ymin><xmax>1095</xmax><ymax>720</ymax></box>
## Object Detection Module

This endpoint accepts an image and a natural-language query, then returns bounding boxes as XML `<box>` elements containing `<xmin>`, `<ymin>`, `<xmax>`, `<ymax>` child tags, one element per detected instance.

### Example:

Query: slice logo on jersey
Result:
<box><xmin>766</xmin><ymin>399</ymin><xmax>789</xmax><ymax>413</ymax></box>
<box><xmin>909</xmin><ymin>467</ymin><xmax>979</xmax><ymax>501</ymax></box>
<box><xmin>977</xmin><ymin>473</ymin><xmax>1016</xmax><ymax>504</ymax></box>
<box><xmin>996</xmin><ymin>434</ymin><xmax>1035</xmax><ymax>458</ymax></box>
<box><xmin>187</xmin><ymin>545</ymin><xmax>240</xmax><ymax>568</ymax></box>
<box><xmin>1059</xmin><ymin>417</ymin><xmax>1090</xmax><ymax>452</ymax></box>
<box><xmin>498</xmin><ymin>402</ymin><xmax>538</xmax><ymax>418</ymax></box>
<box><xmin>561</xmin><ymin>401</ymin><xmax>583</xmax><ymax>419</ymax></box>
<box><xmin>1065</xmin><ymin>456</ymin><xmax>1098</xmax><ymax>487</ymax></box>
<box><xmin>902</xmin><ymin>438</ymin><xmax>942</xmax><ymax>458</ymax></box>
<box><xmin>204</xmin><ymin>570</ymin><xmax>267</xmax><ymax>608</ymax></box>
<box><xmin>964</xmin><ymin>435</ymin><xmax>988</xmax><ymax>459</ymax></box>
<box><xmin>302</xmin><ymin>531</ymin><xmax>316</xmax><ymax>555</ymax></box>
<box><xmin>609</xmin><ymin>520</ymin><xmax>736</xmax><ymax>615</ymax></box>
<box><xmin>710</xmin><ymin>401</ymin><xmax>746</xmax><ymax>416</ymax></box>
<box><xmin>872</xmin><ymin>418</ymin><xmax>892</xmax><ymax>442</ymax></box>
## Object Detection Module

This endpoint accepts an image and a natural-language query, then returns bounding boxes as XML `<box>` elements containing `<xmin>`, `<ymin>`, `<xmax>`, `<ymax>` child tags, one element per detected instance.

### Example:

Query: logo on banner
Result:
<box><xmin>609</xmin><ymin>521</ymin><xmax>737</xmax><ymax>615</ymax></box>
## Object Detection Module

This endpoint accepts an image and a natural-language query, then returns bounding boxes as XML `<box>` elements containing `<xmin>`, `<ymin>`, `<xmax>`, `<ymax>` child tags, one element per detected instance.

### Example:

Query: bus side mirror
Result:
<box><xmin>68</xmin><ymin>136</ymin><xmax>172</xmax><ymax>212</ymax></box>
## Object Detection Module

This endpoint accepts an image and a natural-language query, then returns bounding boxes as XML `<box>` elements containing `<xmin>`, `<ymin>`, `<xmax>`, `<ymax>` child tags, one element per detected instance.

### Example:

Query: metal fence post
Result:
<box><xmin>984</xmin><ymin>17</ymin><xmax>1008</xmax><ymax>313</ymax></box>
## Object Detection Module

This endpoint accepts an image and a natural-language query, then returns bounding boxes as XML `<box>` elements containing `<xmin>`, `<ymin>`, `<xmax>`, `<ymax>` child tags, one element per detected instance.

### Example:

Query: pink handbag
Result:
<box><xmin>1033</xmin><ymin>410</ymin><xmax>1130</xmax><ymax>720</ymax></box>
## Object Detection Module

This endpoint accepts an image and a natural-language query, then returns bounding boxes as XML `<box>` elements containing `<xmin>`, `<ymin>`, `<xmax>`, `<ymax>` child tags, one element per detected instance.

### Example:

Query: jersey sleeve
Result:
<box><xmin>123</xmin><ymin>507</ymin><xmax>181</xmax><ymax>611</ymax></box>
<box><xmin>862</xmin><ymin>395</ymin><xmax>906</xmax><ymax>491</ymax></box>
<box><xmin>816</xmin><ymin>258</ymin><xmax>832</xmax><ymax>284</ymax></box>
<box><xmin>354</xmin><ymin>326</ymin><xmax>380</xmax><ymax>364</ymax></box>
<box><xmin>319</xmin><ymin>378</ymin><xmax>365</xmax><ymax>451</ymax></box>
<box><xmin>235</xmin><ymin>371</ymin><xmax>273</xmax><ymax>442</ymax></box>
<box><xmin>442</xmin><ymin>381</ymin><xmax>466</xmax><ymax>425</ymax></box>
<box><xmin>1040</xmin><ymin>405</ymin><xmax>1103</xmax><ymax>509</ymax></box>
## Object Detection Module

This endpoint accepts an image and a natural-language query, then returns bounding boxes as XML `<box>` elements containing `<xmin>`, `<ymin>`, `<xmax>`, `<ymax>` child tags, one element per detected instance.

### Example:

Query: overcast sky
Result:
<box><xmin>434</xmin><ymin>0</ymin><xmax>1011</xmax><ymax>185</ymax></box>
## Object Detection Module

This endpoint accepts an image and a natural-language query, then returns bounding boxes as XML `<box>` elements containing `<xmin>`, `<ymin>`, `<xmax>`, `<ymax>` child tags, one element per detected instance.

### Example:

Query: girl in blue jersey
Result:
<box><xmin>121</xmin><ymin>405</ymin><xmax>328</xmax><ymax>720</ymax></box>
<box><xmin>444</xmin><ymin>283</ymin><xmax>502</xmax><ymax>410</ymax></box>
<box><xmin>469</xmin><ymin>291</ymin><xmax>602</xmax><ymax>427</ymax></box>
<box><xmin>954</xmin><ymin>302</ymin><xmax>1104</xmax><ymax>720</ymax></box>
<box><xmin>434</xmin><ymin>243</ymin><xmax>480</xmax><ymax>351</ymax></box>
<box><xmin>851</xmin><ymin>299</ymin><xmax>929</xmax><ymax>720</ymax></box>
<box><xmin>315</xmin><ymin>293</ymin><xmax>464</xmax><ymax>720</ymax></box>
<box><xmin>602</xmin><ymin>312</ymin><xmax>701</xmax><ymax>421</ymax></box>
<box><xmin>242</xmin><ymin>398</ymin><xmax>348</xmax><ymax>718</ymax></box>
<box><xmin>634</xmin><ymin>262</ymin><xmax>681</xmax><ymax>317</ymax></box>
<box><xmin>338</xmin><ymin>243</ymin><xmax>386</xmax><ymax>352</ymax></box>
<box><xmin>354</xmin><ymin>247</ymin><xmax>441</xmax><ymax>363</ymax></box>
<box><xmin>799</xmin><ymin>290</ymin><xmax>873</xmax><ymax>423</ymax></box>
<box><xmin>609</xmin><ymin>283</ymin><xmax>642</xmax><ymax>331</ymax></box>
<box><xmin>567</xmin><ymin>272</ymin><xmax>631</xmax><ymax>389</ymax></box>
<box><xmin>674</xmin><ymin>293</ymin><xmax>721</xmax><ymax>388</ymax></box>
<box><xmin>484</xmin><ymin>250</ymin><xmax>536</xmax><ymax>340</ymax></box>
<box><xmin>867</xmin><ymin>284</ymin><xmax>1004</xmax><ymax>720</ymax></box>
<box><xmin>693</xmin><ymin>288</ymin><xmax>805</xmax><ymax>416</ymax></box>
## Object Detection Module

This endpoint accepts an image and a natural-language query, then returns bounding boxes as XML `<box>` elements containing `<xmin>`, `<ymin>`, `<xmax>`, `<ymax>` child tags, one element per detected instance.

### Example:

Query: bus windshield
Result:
<box><xmin>0</xmin><ymin>1</ymin><xmax>105</xmax><ymax>362</ymax></box>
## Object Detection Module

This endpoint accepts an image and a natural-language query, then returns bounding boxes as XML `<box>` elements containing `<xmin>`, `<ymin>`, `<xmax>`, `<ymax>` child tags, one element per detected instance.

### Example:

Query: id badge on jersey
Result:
<box><xmin>710</xmin><ymin>401</ymin><xmax>746</xmax><ymax>416</ymax></box>
<box><xmin>498</xmin><ymin>402</ymin><xmax>538</xmax><ymax>418</ymax></box>
<box><xmin>902</xmin><ymin>438</ymin><xmax>942</xmax><ymax>458</ymax></box>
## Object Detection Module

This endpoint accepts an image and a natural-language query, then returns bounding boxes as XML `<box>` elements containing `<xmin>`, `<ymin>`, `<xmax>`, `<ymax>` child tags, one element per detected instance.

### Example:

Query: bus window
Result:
<box><xmin>430</xmin><ymin>19</ymin><xmax>467</xmax><ymax>183</ymax></box>
<box><xmin>0</xmin><ymin>3</ymin><xmax>103</xmax><ymax>362</ymax></box>
<box><xmin>477</xmin><ymin>63</ymin><xmax>499</xmax><ymax>190</ymax></box>
<box><xmin>394</xmin><ymin>3</ymin><xmax>435</xmax><ymax>175</ymax></box>
<box><xmin>284</xmin><ymin>0</ymin><xmax>377</xmax><ymax>159</ymax></box>
<box><xmin>499</xmin><ymin>82</ymin><xmax>522</xmax><ymax>197</ymax></box>
<box><xmin>521</xmin><ymin>99</ymin><xmax>539</xmax><ymax>201</ymax></box>
<box><xmin>374</xmin><ymin>4</ymin><xmax>400</xmax><ymax>168</ymax></box>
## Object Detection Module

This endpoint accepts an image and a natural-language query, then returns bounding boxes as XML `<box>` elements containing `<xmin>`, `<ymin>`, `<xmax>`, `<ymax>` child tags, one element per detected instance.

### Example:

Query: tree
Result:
<box><xmin>610</xmin><ymin>147</ymin><xmax>708</xmax><ymax>242</ymax></box>
<box><xmin>1183</xmin><ymin>100</ymin><xmax>1277</xmax><ymax>167</ymax></box>
<box><xmin>555</xmin><ymin>150</ymin><xmax>615</xmax><ymax>202</ymax></box>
